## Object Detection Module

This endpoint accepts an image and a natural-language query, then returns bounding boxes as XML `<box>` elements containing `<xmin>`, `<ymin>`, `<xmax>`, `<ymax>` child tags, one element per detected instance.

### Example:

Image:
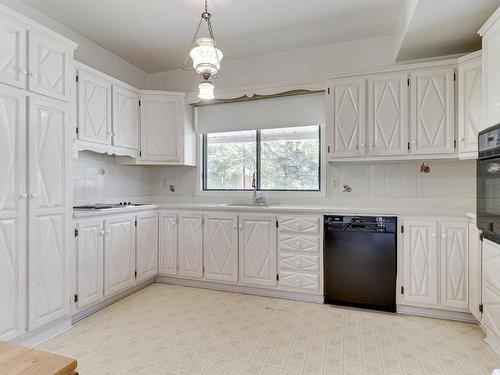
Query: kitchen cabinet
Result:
<box><xmin>104</xmin><ymin>215</ymin><xmax>136</xmax><ymax>296</ymax></box>
<box><xmin>482</xmin><ymin>239</ymin><xmax>500</xmax><ymax>339</ymax></box>
<box><xmin>112</xmin><ymin>84</ymin><xmax>139</xmax><ymax>150</ymax></box>
<box><xmin>177</xmin><ymin>213</ymin><xmax>203</xmax><ymax>278</ymax></box>
<box><xmin>0</xmin><ymin>86</ymin><xmax>26</xmax><ymax>340</ymax></box>
<box><xmin>76</xmin><ymin>218</ymin><xmax>104</xmax><ymax>309</ymax></box>
<box><xmin>239</xmin><ymin>215</ymin><xmax>277</xmax><ymax>287</ymax></box>
<box><xmin>440</xmin><ymin>222</ymin><xmax>468</xmax><ymax>309</ymax></box>
<box><xmin>367</xmin><ymin>72</ymin><xmax>408</xmax><ymax>156</ymax></box>
<box><xmin>458</xmin><ymin>52</ymin><xmax>482</xmax><ymax>159</ymax></box>
<box><xmin>28</xmin><ymin>95</ymin><xmax>72</xmax><ymax>330</ymax></box>
<box><xmin>468</xmin><ymin>222</ymin><xmax>482</xmax><ymax>321</ymax></box>
<box><xmin>0</xmin><ymin>16</ymin><xmax>26</xmax><ymax>89</ymax></box>
<box><xmin>409</xmin><ymin>68</ymin><xmax>455</xmax><ymax>155</ymax></box>
<box><xmin>327</xmin><ymin>78</ymin><xmax>366</xmax><ymax>159</ymax></box>
<box><xmin>136</xmin><ymin>211</ymin><xmax>158</xmax><ymax>282</ymax></box>
<box><xmin>158</xmin><ymin>212</ymin><xmax>178</xmax><ymax>276</ymax></box>
<box><xmin>203</xmin><ymin>213</ymin><xmax>238</xmax><ymax>283</ymax></box>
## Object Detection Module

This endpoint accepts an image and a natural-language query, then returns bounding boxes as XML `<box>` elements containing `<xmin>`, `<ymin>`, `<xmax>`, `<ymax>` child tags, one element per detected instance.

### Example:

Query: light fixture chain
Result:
<box><xmin>182</xmin><ymin>17</ymin><xmax>204</xmax><ymax>70</ymax></box>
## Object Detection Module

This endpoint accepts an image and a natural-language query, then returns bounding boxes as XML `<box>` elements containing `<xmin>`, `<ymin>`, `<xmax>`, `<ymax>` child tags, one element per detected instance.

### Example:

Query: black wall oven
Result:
<box><xmin>478</xmin><ymin>123</ymin><xmax>500</xmax><ymax>244</ymax></box>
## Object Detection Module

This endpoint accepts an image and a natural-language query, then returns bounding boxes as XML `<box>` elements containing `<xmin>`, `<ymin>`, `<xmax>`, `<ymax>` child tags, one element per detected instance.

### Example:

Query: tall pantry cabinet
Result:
<box><xmin>0</xmin><ymin>4</ymin><xmax>77</xmax><ymax>340</ymax></box>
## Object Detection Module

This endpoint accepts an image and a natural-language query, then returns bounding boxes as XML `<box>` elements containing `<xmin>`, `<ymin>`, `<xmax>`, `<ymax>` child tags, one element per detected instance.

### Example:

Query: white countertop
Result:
<box><xmin>73</xmin><ymin>204</ymin><xmax>158</xmax><ymax>218</ymax></box>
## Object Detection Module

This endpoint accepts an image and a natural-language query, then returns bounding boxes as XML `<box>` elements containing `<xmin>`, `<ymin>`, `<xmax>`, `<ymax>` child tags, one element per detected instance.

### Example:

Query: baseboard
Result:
<box><xmin>397</xmin><ymin>304</ymin><xmax>476</xmax><ymax>322</ymax></box>
<box><xmin>482</xmin><ymin>324</ymin><xmax>500</xmax><ymax>357</ymax></box>
<box><xmin>155</xmin><ymin>275</ymin><xmax>324</xmax><ymax>303</ymax></box>
<box><xmin>72</xmin><ymin>278</ymin><xmax>155</xmax><ymax>323</ymax></box>
<box><xmin>14</xmin><ymin>318</ymin><xmax>72</xmax><ymax>348</ymax></box>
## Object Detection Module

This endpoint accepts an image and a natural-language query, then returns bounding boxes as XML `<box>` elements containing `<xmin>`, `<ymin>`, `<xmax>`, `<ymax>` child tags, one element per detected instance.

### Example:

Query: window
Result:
<box><xmin>203</xmin><ymin>125</ymin><xmax>320</xmax><ymax>191</ymax></box>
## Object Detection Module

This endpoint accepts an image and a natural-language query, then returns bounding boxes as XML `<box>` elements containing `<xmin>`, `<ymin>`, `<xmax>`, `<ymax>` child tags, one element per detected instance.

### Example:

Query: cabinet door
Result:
<box><xmin>483</xmin><ymin>27</ymin><xmax>500</xmax><ymax>129</ymax></box>
<box><xmin>203</xmin><ymin>214</ymin><xmax>238</xmax><ymax>283</ymax></box>
<box><xmin>76</xmin><ymin>219</ymin><xmax>104</xmax><ymax>309</ymax></box>
<box><xmin>178</xmin><ymin>213</ymin><xmax>203</xmax><ymax>278</ymax></box>
<box><xmin>402</xmin><ymin>220</ymin><xmax>438</xmax><ymax>306</ymax></box>
<box><xmin>104</xmin><ymin>215</ymin><xmax>136</xmax><ymax>296</ymax></box>
<box><xmin>28</xmin><ymin>96</ymin><xmax>72</xmax><ymax>330</ymax></box>
<box><xmin>158</xmin><ymin>213</ymin><xmax>178</xmax><ymax>275</ymax></box>
<box><xmin>28</xmin><ymin>31</ymin><xmax>72</xmax><ymax>101</ymax></box>
<box><xmin>0</xmin><ymin>17</ymin><xmax>26</xmax><ymax>89</ymax></box>
<box><xmin>136</xmin><ymin>211</ymin><xmax>158</xmax><ymax>282</ymax></box>
<box><xmin>140</xmin><ymin>94</ymin><xmax>182</xmax><ymax>162</ymax></box>
<box><xmin>327</xmin><ymin>78</ymin><xmax>366</xmax><ymax>158</ymax></box>
<box><xmin>458</xmin><ymin>56</ymin><xmax>481</xmax><ymax>157</ymax></box>
<box><xmin>482</xmin><ymin>240</ymin><xmax>500</xmax><ymax>338</ymax></box>
<box><xmin>112</xmin><ymin>85</ymin><xmax>139</xmax><ymax>149</ymax></box>
<box><xmin>468</xmin><ymin>223</ymin><xmax>482</xmax><ymax>321</ymax></box>
<box><xmin>367</xmin><ymin>73</ymin><xmax>408</xmax><ymax>156</ymax></box>
<box><xmin>0</xmin><ymin>87</ymin><xmax>26</xmax><ymax>340</ymax></box>
<box><xmin>410</xmin><ymin>68</ymin><xmax>455</xmax><ymax>155</ymax></box>
<box><xmin>77</xmin><ymin>69</ymin><xmax>112</xmax><ymax>145</ymax></box>
<box><xmin>239</xmin><ymin>215</ymin><xmax>277</xmax><ymax>287</ymax></box>
<box><xmin>440</xmin><ymin>222</ymin><xmax>468</xmax><ymax>310</ymax></box>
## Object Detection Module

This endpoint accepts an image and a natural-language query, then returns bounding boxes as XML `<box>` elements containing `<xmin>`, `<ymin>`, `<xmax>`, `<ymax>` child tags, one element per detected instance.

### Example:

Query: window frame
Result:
<box><xmin>202</xmin><ymin>126</ymin><xmax>321</xmax><ymax>192</ymax></box>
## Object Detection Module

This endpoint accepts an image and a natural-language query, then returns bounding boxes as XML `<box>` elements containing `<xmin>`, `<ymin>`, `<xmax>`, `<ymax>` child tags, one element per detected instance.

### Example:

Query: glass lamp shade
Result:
<box><xmin>199</xmin><ymin>81</ymin><xmax>215</xmax><ymax>100</ymax></box>
<box><xmin>190</xmin><ymin>37</ymin><xmax>223</xmax><ymax>77</ymax></box>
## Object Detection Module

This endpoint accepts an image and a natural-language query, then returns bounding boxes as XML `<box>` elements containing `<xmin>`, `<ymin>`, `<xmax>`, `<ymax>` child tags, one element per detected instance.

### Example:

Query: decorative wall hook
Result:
<box><xmin>419</xmin><ymin>163</ymin><xmax>431</xmax><ymax>173</ymax></box>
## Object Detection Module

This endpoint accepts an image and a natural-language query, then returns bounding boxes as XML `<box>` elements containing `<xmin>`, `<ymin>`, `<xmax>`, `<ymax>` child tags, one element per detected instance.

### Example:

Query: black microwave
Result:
<box><xmin>477</xmin><ymin>123</ymin><xmax>500</xmax><ymax>244</ymax></box>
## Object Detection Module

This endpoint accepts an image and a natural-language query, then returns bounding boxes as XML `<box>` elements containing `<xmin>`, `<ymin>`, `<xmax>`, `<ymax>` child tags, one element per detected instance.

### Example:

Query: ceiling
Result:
<box><xmin>21</xmin><ymin>0</ymin><xmax>404</xmax><ymax>73</ymax></box>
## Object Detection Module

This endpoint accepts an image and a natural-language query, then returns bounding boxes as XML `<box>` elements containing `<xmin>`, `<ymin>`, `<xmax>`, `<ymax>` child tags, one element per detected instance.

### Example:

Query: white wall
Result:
<box><xmin>0</xmin><ymin>0</ymin><xmax>149</xmax><ymax>88</ymax></box>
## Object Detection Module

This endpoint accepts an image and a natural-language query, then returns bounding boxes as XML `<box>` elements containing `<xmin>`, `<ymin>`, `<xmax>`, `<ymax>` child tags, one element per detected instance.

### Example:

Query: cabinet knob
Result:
<box><xmin>30</xmin><ymin>193</ymin><xmax>38</xmax><ymax>199</ymax></box>
<box><xmin>239</xmin><ymin>224</ymin><xmax>243</xmax><ymax>229</ymax></box>
<box><xmin>29</xmin><ymin>72</ymin><xmax>38</xmax><ymax>78</ymax></box>
<box><xmin>173</xmin><ymin>221</ymin><xmax>177</xmax><ymax>225</ymax></box>
<box><xmin>104</xmin><ymin>229</ymin><xmax>111</xmax><ymax>234</ymax></box>
<box><xmin>19</xmin><ymin>193</ymin><xmax>28</xmax><ymax>199</ymax></box>
<box><xmin>442</xmin><ymin>233</ymin><xmax>448</xmax><ymax>238</ymax></box>
<box><xmin>431</xmin><ymin>233</ymin><xmax>436</xmax><ymax>237</ymax></box>
<box><xmin>99</xmin><ymin>230</ymin><xmax>106</xmax><ymax>236</ymax></box>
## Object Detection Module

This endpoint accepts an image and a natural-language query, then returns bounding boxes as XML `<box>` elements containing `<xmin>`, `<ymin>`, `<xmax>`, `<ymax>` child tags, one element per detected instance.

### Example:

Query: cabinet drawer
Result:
<box><xmin>279</xmin><ymin>272</ymin><xmax>320</xmax><ymax>291</ymax></box>
<box><xmin>280</xmin><ymin>252</ymin><xmax>320</xmax><ymax>273</ymax></box>
<box><xmin>279</xmin><ymin>216</ymin><xmax>320</xmax><ymax>234</ymax></box>
<box><xmin>279</xmin><ymin>234</ymin><xmax>320</xmax><ymax>253</ymax></box>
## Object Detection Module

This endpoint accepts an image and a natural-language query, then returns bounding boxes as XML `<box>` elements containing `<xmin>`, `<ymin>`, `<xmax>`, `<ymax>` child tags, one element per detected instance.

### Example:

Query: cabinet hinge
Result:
<box><xmin>407</xmin><ymin>142</ymin><xmax>410</xmax><ymax>151</ymax></box>
<box><xmin>401</xmin><ymin>225</ymin><xmax>404</xmax><ymax>234</ymax></box>
<box><xmin>74</xmin><ymin>228</ymin><xmax>78</xmax><ymax>237</ymax></box>
<box><xmin>454</xmin><ymin>73</ymin><xmax>456</xmax><ymax>82</ymax></box>
<box><xmin>76</xmin><ymin>127</ymin><xmax>79</xmax><ymax>135</ymax></box>
<box><xmin>479</xmin><ymin>304</ymin><xmax>484</xmax><ymax>313</ymax></box>
<box><xmin>139</xmin><ymin>150</ymin><xmax>142</xmax><ymax>157</ymax></box>
<box><xmin>76</xmin><ymin>75</ymin><xmax>79</xmax><ymax>83</ymax></box>
<box><xmin>134</xmin><ymin>271</ymin><xmax>137</xmax><ymax>278</ymax></box>
<box><xmin>202</xmin><ymin>266</ymin><xmax>205</xmax><ymax>274</ymax></box>
<box><xmin>135</xmin><ymin>219</ymin><xmax>137</xmax><ymax>227</ymax></box>
<box><xmin>139</xmin><ymin>100</ymin><xmax>141</xmax><ymax>107</ymax></box>
<box><xmin>401</xmin><ymin>286</ymin><xmax>405</xmax><ymax>295</ymax></box>
<box><xmin>73</xmin><ymin>294</ymin><xmax>78</xmax><ymax>303</ymax></box>
<box><xmin>479</xmin><ymin>231</ymin><xmax>484</xmax><ymax>242</ymax></box>
<box><xmin>277</xmin><ymin>274</ymin><xmax>279</xmax><ymax>281</ymax></box>
<box><xmin>327</xmin><ymin>145</ymin><xmax>331</xmax><ymax>153</ymax></box>
<box><xmin>407</xmin><ymin>78</ymin><xmax>410</xmax><ymax>86</ymax></box>
<box><xmin>327</xmin><ymin>87</ymin><xmax>330</xmax><ymax>95</ymax></box>
<box><xmin>454</xmin><ymin>139</ymin><xmax>457</xmax><ymax>149</ymax></box>
<box><xmin>276</xmin><ymin>220</ymin><xmax>279</xmax><ymax>228</ymax></box>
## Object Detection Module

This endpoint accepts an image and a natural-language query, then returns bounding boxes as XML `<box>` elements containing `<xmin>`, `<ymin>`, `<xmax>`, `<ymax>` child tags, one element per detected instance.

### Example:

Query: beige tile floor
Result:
<box><xmin>37</xmin><ymin>284</ymin><xmax>500</xmax><ymax>375</ymax></box>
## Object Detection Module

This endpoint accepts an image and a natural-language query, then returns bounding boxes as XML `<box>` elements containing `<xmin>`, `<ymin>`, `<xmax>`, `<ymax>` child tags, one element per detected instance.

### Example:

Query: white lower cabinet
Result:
<box><xmin>203</xmin><ymin>213</ymin><xmax>238</xmax><ymax>283</ymax></box>
<box><xmin>177</xmin><ymin>213</ymin><xmax>203</xmax><ymax>278</ymax></box>
<box><xmin>239</xmin><ymin>215</ymin><xmax>277</xmax><ymax>287</ymax></box>
<box><xmin>104</xmin><ymin>215</ymin><xmax>136</xmax><ymax>296</ymax></box>
<box><xmin>158</xmin><ymin>212</ymin><xmax>178</xmax><ymax>275</ymax></box>
<box><xmin>482</xmin><ymin>239</ymin><xmax>500</xmax><ymax>338</ymax></box>
<box><xmin>468</xmin><ymin>223</ymin><xmax>482</xmax><ymax>321</ymax></box>
<box><xmin>136</xmin><ymin>211</ymin><xmax>158</xmax><ymax>282</ymax></box>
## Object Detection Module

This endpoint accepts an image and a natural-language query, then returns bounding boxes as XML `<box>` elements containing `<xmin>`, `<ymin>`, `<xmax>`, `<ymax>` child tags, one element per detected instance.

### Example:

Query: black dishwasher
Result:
<box><xmin>324</xmin><ymin>216</ymin><xmax>397</xmax><ymax>312</ymax></box>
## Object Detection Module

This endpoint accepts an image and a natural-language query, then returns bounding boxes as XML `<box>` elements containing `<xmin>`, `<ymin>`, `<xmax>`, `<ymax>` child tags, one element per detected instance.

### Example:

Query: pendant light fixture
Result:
<box><xmin>183</xmin><ymin>0</ymin><xmax>223</xmax><ymax>100</ymax></box>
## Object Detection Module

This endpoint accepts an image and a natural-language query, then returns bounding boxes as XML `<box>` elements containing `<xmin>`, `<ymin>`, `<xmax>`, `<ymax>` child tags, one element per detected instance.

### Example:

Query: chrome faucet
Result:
<box><xmin>252</xmin><ymin>172</ymin><xmax>265</xmax><ymax>205</ymax></box>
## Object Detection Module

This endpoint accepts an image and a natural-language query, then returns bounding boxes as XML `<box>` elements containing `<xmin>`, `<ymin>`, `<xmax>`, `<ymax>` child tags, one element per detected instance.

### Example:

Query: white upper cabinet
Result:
<box><xmin>409</xmin><ymin>68</ymin><xmax>455</xmax><ymax>155</ymax></box>
<box><xmin>77</xmin><ymin>67</ymin><xmax>112</xmax><ymax>145</ymax></box>
<box><xmin>239</xmin><ymin>215</ymin><xmax>277</xmax><ymax>287</ymax></box>
<box><xmin>458</xmin><ymin>52</ymin><xmax>482</xmax><ymax>158</ymax></box>
<box><xmin>367</xmin><ymin>72</ymin><xmax>408</xmax><ymax>156</ymax></box>
<box><xmin>327</xmin><ymin>78</ymin><xmax>366</xmax><ymax>158</ymax></box>
<box><xmin>482</xmin><ymin>239</ymin><xmax>500</xmax><ymax>338</ymax></box>
<box><xmin>104</xmin><ymin>215</ymin><xmax>136</xmax><ymax>296</ymax></box>
<box><xmin>158</xmin><ymin>212</ymin><xmax>178</xmax><ymax>276</ymax></box>
<box><xmin>0</xmin><ymin>86</ymin><xmax>26</xmax><ymax>340</ymax></box>
<box><xmin>135</xmin><ymin>211</ymin><xmax>158</xmax><ymax>282</ymax></box>
<box><xmin>0</xmin><ymin>17</ymin><xmax>26</xmax><ymax>89</ymax></box>
<box><xmin>112</xmin><ymin>84</ymin><xmax>139</xmax><ymax>150</ymax></box>
<box><xmin>203</xmin><ymin>213</ymin><xmax>238</xmax><ymax>283</ymax></box>
<box><xmin>177</xmin><ymin>213</ymin><xmax>203</xmax><ymax>278</ymax></box>
<box><xmin>28</xmin><ymin>31</ymin><xmax>72</xmax><ymax>102</ymax></box>
<box><xmin>468</xmin><ymin>222</ymin><xmax>482</xmax><ymax>321</ymax></box>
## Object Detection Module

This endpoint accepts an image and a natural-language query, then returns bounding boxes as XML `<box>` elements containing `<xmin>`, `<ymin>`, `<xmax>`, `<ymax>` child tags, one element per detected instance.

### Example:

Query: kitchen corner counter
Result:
<box><xmin>73</xmin><ymin>204</ymin><xmax>158</xmax><ymax>218</ymax></box>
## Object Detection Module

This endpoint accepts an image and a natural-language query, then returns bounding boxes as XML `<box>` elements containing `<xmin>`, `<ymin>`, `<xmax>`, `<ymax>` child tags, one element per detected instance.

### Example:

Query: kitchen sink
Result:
<box><xmin>224</xmin><ymin>203</ymin><xmax>277</xmax><ymax>207</ymax></box>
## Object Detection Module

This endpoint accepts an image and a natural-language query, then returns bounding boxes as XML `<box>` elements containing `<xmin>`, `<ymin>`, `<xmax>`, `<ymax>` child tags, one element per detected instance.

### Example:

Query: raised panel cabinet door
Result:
<box><xmin>0</xmin><ymin>17</ymin><xmax>27</xmax><ymax>89</ymax></box>
<box><xmin>440</xmin><ymin>222</ymin><xmax>468</xmax><ymax>310</ymax></box>
<box><xmin>203</xmin><ymin>214</ymin><xmax>238</xmax><ymax>283</ymax></box>
<box><xmin>28</xmin><ymin>31</ymin><xmax>72</xmax><ymax>101</ymax></box>
<box><xmin>482</xmin><ymin>239</ymin><xmax>500</xmax><ymax>338</ymax></box>
<box><xmin>328</xmin><ymin>78</ymin><xmax>366</xmax><ymax>158</ymax></box>
<box><xmin>410</xmin><ymin>68</ymin><xmax>455</xmax><ymax>155</ymax></box>
<box><xmin>483</xmin><ymin>28</ymin><xmax>500</xmax><ymax>129</ymax></box>
<box><xmin>458</xmin><ymin>56</ymin><xmax>481</xmax><ymax>157</ymax></box>
<box><xmin>140</xmin><ymin>94</ymin><xmax>182</xmax><ymax>162</ymax></box>
<box><xmin>402</xmin><ymin>220</ymin><xmax>438</xmax><ymax>306</ymax></box>
<box><xmin>468</xmin><ymin>223</ymin><xmax>482</xmax><ymax>321</ymax></box>
<box><xmin>158</xmin><ymin>213</ymin><xmax>178</xmax><ymax>275</ymax></box>
<box><xmin>104</xmin><ymin>215</ymin><xmax>136</xmax><ymax>296</ymax></box>
<box><xmin>239</xmin><ymin>215</ymin><xmax>277</xmax><ymax>287</ymax></box>
<box><xmin>136</xmin><ymin>211</ymin><xmax>158</xmax><ymax>282</ymax></box>
<box><xmin>76</xmin><ymin>219</ymin><xmax>104</xmax><ymax>309</ymax></box>
<box><xmin>0</xmin><ymin>86</ymin><xmax>26</xmax><ymax>340</ymax></box>
<box><xmin>112</xmin><ymin>84</ymin><xmax>139</xmax><ymax>149</ymax></box>
<box><xmin>368</xmin><ymin>72</ymin><xmax>409</xmax><ymax>156</ymax></box>
<box><xmin>278</xmin><ymin>216</ymin><xmax>320</xmax><ymax>234</ymax></box>
<box><xmin>178</xmin><ymin>213</ymin><xmax>203</xmax><ymax>278</ymax></box>
<box><xmin>77</xmin><ymin>69</ymin><xmax>112</xmax><ymax>145</ymax></box>
<box><xmin>28</xmin><ymin>96</ymin><xmax>71</xmax><ymax>330</ymax></box>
